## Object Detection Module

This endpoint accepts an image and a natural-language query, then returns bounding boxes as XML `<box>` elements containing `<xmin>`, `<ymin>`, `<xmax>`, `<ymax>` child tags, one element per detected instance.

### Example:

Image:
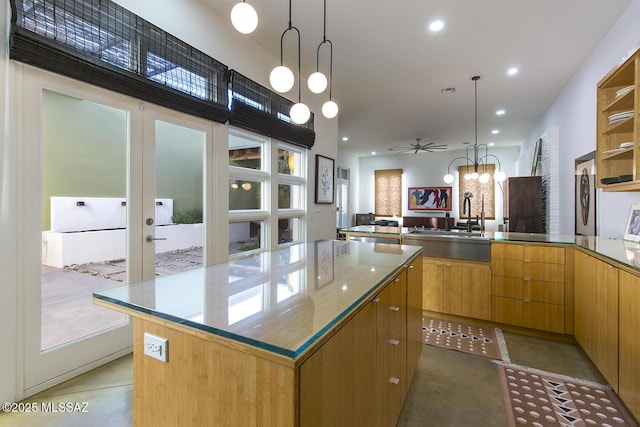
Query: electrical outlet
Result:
<box><xmin>143</xmin><ymin>332</ymin><xmax>168</xmax><ymax>362</ymax></box>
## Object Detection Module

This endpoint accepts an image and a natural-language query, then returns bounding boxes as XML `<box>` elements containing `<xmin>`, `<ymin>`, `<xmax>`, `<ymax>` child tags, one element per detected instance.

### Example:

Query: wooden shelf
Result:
<box><xmin>601</xmin><ymin>179</ymin><xmax>640</xmax><ymax>192</ymax></box>
<box><xmin>596</xmin><ymin>48</ymin><xmax>640</xmax><ymax>191</ymax></box>
<box><xmin>602</xmin><ymin>89</ymin><xmax>635</xmax><ymax>113</ymax></box>
<box><xmin>602</xmin><ymin>147</ymin><xmax>633</xmax><ymax>160</ymax></box>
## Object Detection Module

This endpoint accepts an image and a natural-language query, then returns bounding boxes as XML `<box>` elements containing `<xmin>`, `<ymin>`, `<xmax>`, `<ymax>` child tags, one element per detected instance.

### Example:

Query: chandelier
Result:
<box><xmin>443</xmin><ymin>76</ymin><xmax>506</xmax><ymax>184</ymax></box>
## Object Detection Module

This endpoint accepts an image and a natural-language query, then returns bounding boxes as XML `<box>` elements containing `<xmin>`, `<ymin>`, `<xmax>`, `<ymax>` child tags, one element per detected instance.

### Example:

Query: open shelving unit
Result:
<box><xmin>596</xmin><ymin>46</ymin><xmax>640</xmax><ymax>191</ymax></box>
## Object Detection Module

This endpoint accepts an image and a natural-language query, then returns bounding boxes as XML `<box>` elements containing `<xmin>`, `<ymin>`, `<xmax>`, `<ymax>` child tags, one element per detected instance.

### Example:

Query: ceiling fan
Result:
<box><xmin>388</xmin><ymin>138</ymin><xmax>447</xmax><ymax>154</ymax></box>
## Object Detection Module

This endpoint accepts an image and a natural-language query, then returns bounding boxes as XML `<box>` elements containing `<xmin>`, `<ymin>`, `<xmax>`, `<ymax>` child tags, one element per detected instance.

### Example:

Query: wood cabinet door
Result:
<box><xmin>422</xmin><ymin>258</ymin><xmax>444</xmax><ymax>312</ymax></box>
<box><xmin>299</xmin><ymin>302</ymin><xmax>377</xmax><ymax>426</ymax></box>
<box><xmin>406</xmin><ymin>258</ymin><xmax>423</xmax><ymax>391</ymax></box>
<box><xmin>443</xmin><ymin>263</ymin><xmax>491</xmax><ymax>320</ymax></box>
<box><xmin>619</xmin><ymin>270</ymin><xmax>640</xmax><ymax>420</ymax></box>
<box><xmin>574</xmin><ymin>251</ymin><xmax>619</xmax><ymax>390</ymax></box>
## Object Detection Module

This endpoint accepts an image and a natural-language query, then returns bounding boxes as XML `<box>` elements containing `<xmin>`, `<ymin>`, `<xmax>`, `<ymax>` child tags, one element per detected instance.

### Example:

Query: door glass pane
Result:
<box><xmin>41</xmin><ymin>90</ymin><xmax>127</xmax><ymax>350</ymax></box>
<box><xmin>155</xmin><ymin>120</ymin><xmax>205</xmax><ymax>276</ymax></box>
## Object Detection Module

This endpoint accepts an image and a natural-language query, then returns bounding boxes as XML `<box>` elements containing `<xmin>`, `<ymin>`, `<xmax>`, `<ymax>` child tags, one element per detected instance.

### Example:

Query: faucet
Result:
<box><xmin>463</xmin><ymin>192</ymin><xmax>473</xmax><ymax>232</ymax></box>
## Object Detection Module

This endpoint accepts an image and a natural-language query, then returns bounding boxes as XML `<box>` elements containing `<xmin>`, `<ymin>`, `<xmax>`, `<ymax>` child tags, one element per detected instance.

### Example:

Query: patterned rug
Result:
<box><xmin>499</xmin><ymin>363</ymin><xmax>638</xmax><ymax>427</ymax></box>
<box><xmin>422</xmin><ymin>317</ymin><xmax>510</xmax><ymax>361</ymax></box>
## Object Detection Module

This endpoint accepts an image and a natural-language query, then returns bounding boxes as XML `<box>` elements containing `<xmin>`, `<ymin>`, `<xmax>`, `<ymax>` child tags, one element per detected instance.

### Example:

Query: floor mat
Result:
<box><xmin>498</xmin><ymin>363</ymin><xmax>638</xmax><ymax>427</ymax></box>
<box><xmin>422</xmin><ymin>316</ymin><xmax>509</xmax><ymax>361</ymax></box>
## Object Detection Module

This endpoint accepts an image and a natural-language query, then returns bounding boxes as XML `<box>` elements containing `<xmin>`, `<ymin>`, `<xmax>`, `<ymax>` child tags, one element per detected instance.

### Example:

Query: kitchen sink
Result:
<box><xmin>407</xmin><ymin>229</ymin><xmax>483</xmax><ymax>237</ymax></box>
<box><xmin>402</xmin><ymin>229</ymin><xmax>490</xmax><ymax>262</ymax></box>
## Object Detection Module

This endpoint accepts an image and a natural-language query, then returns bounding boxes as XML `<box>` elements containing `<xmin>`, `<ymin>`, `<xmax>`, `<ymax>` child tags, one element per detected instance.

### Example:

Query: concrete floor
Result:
<box><xmin>1</xmin><ymin>327</ymin><xmax>606</xmax><ymax>426</ymax></box>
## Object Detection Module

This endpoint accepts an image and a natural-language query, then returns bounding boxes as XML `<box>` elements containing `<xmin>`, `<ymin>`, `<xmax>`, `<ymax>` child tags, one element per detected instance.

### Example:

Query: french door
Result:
<box><xmin>21</xmin><ymin>66</ymin><xmax>219</xmax><ymax>395</ymax></box>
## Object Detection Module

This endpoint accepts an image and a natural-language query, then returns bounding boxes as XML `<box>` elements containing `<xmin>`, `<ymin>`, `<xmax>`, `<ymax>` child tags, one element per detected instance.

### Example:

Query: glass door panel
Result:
<box><xmin>152</xmin><ymin>119</ymin><xmax>205</xmax><ymax>277</ymax></box>
<box><xmin>41</xmin><ymin>90</ymin><xmax>127</xmax><ymax>351</ymax></box>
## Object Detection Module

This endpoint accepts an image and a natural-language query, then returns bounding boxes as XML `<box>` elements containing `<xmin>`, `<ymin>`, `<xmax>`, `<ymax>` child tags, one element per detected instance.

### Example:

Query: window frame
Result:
<box><xmin>228</xmin><ymin>129</ymin><xmax>306</xmax><ymax>257</ymax></box>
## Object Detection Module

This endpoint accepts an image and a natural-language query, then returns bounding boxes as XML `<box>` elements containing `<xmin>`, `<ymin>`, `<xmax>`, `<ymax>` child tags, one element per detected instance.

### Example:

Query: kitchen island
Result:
<box><xmin>93</xmin><ymin>240</ymin><xmax>423</xmax><ymax>426</ymax></box>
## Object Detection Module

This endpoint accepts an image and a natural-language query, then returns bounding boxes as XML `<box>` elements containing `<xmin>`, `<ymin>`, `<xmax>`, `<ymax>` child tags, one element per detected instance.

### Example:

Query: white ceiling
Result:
<box><xmin>203</xmin><ymin>0</ymin><xmax>633</xmax><ymax>156</ymax></box>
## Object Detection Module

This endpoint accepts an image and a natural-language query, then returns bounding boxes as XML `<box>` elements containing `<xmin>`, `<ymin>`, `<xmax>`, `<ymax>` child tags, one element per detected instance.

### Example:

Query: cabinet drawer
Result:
<box><xmin>491</xmin><ymin>259</ymin><xmax>565</xmax><ymax>283</ymax></box>
<box><xmin>492</xmin><ymin>276</ymin><xmax>564</xmax><ymax>305</ymax></box>
<box><xmin>492</xmin><ymin>296</ymin><xmax>564</xmax><ymax>333</ymax></box>
<box><xmin>377</xmin><ymin>319</ymin><xmax>404</xmax><ymax>368</ymax></box>
<box><xmin>374</xmin><ymin>283</ymin><xmax>394</xmax><ymax>330</ymax></box>
<box><xmin>375</xmin><ymin>275</ymin><xmax>406</xmax><ymax>330</ymax></box>
<box><xmin>491</xmin><ymin>243</ymin><xmax>565</xmax><ymax>264</ymax></box>
<box><xmin>376</xmin><ymin>337</ymin><xmax>406</xmax><ymax>427</ymax></box>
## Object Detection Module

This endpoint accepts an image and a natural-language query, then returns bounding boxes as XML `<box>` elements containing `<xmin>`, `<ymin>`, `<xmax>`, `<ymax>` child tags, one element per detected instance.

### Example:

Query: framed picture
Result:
<box><xmin>314</xmin><ymin>240</ymin><xmax>334</xmax><ymax>289</ymax></box>
<box><xmin>408</xmin><ymin>186</ymin><xmax>452</xmax><ymax>211</ymax></box>
<box><xmin>624</xmin><ymin>203</ymin><xmax>640</xmax><ymax>242</ymax></box>
<box><xmin>575</xmin><ymin>157</ymin><xmax>596</xmax><ymax>236</ymax></box>
<box><xmin>315</xmin><ymin>155</ymin><xmax>335</xmax><ymax>204</ymax></box>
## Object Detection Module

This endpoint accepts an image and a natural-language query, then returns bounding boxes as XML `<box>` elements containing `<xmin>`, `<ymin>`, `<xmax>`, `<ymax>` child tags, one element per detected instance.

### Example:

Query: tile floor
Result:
<box><xmin>1</xmin><ymin>326</ymin><xmax>609</xmax><ymax>426</ymax></box>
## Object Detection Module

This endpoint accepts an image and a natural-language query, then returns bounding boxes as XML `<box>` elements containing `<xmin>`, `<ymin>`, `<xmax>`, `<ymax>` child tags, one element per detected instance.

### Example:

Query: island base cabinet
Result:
<box><xmin>132</xmin><ymin>319</ymin><xmax>296</xmax><ymax>427</ymax></box>
<box><xmin>299</xmin><ymin>303</ymin><xmax>377</xmax><ymax>427</ymax></box>
<box><xmin>300</xmin><ymin>256</ymin><xmax>422</xmax><ymax>427</ymax></box>
<box><xmin>619</xmin><ymin>270</ymin><xmax>640</xmax><ymax>421</ymax></box>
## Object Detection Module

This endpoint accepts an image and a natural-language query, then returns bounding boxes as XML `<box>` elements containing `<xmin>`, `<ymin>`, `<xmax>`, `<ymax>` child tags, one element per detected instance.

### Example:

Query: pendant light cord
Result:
<box><xmin>472</xmin><ymin>75</ymin><xmax>480</xmax><ymax>169</ymax></box>
<box><xmin>278</xmin><ymin>0</ymin><xmax>301</xmax><ymax>102</ymax></box>
<box><xmin>315</xmin><ymin>0</ymin><xmax>334</xmax><ymax>100</ymax></box>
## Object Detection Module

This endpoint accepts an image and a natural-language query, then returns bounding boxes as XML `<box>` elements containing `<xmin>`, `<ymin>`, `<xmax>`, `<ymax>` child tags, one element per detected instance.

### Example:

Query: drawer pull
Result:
<box><xmin>389</xmin><ymin>306</ymin><xmax>400</xmax><ymax>312</ymax></box>
<box><xmin>388</xmin><ymin>377</ymin><xmax>400</xmax><ymax>385</ymax></box>
<box><xmin>388</xmin><ymin>339</ymin><xmax>400</xmax><ymax>346</ymax></box>
<box><xmin>394</xmin><ymin>278</ymin><xmax>400</xmax><ymax>282</ymax></box>
<box><xmin>524</xmin><ymin>299</ymin><xmax>531</xmax><ymax>303</ymax></box>
<box><xmin>523</xmin><ymin>277</ymin><xmax>531</xmax><ymax>282</ymax></box>
<box><xmin>373</xmin><ymin>297</ymin><xmax>380</xmax><ymax>303</ymax></box>
<box><xmin>408</xmin><ymin>265</ymin><xmax>414</xmax><ymax>269</ymax></box>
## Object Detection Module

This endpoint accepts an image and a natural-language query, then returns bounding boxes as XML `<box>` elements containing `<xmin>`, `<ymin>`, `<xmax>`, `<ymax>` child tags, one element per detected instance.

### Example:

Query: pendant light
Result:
<box><xmin>308</xmin><ymin>0</ymin><xmax>329</xmax><ymax>94</ymax></box>
<box><xmin>310</xmin><ymin>0</ymin><xmax>338</xmax><ymax>119</ymax></box>
<box><xmin>443</xmin><ymin>76</ymin><xmax>505</xmax><ymax>183</ymax></box>
<box><xmin>269</xmin><ymin>0</ymin><xmax>309</xmax><ymax>124</ymax></box>
<box><xmin>269</xmin><ymin>0</ymin><xmax>299</xmax><ymax>94</ymax></box>
<box><xmin>230</xmin><ymin>1</ymin><xmax>258</xmax><ymax>35</ymax></box>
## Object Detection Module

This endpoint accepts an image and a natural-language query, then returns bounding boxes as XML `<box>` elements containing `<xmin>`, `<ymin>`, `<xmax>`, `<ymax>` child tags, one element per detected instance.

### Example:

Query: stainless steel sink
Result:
<box><xmin>407</xmin><ymin>229</ymin><xmax>483</xmax><ymax>237</ymax></box>
<box><xmin>402</xmin><ymin>230</ymin><xmax>490</xmax><ymax>261</ymax></box>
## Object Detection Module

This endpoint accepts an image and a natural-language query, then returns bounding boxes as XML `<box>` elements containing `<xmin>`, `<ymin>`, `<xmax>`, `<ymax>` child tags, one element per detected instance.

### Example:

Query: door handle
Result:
<box><xmin>146</xmin><ymin>235</ymin><xmax>167</xmax><ymax>242</ymax></box>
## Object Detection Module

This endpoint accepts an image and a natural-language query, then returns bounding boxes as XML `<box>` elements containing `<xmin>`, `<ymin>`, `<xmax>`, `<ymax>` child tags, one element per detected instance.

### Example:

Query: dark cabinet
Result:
<box><xmin>503</xmin><ymin>176</ymin><xmax>544</xmax><ymax>233</ymax></box>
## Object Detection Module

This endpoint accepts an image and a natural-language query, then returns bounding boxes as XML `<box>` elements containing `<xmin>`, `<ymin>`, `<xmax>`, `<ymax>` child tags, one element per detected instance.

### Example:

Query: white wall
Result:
<box><xmin>354</xmin><ymin>146</ymin><xmax>520</xmax><ymax>231</ymax></box>
<box><xmin>525</xmin><ymin>0</ymin><xmax>640</xmax><ymax>237</ymax></box>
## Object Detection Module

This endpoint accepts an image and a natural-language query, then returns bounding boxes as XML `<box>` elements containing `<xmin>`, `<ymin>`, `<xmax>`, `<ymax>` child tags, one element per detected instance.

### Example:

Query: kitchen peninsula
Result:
<box><xmin>93</xmin><ymin>241</ymin><xmax>423</xmax><ymax>426</ymax></box>
<box><xmin>342</xmin><ymin>225</ymin><xmax>640</xmax><ymax>420</ymax></box>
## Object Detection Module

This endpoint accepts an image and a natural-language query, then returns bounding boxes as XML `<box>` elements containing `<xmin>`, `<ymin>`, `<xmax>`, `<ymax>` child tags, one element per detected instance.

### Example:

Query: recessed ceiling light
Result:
<box><xmin>371</xmin><ymin>151</ymin><xmax>376</xmax><ymax>155</ymax></box>
<box><xmin>507</xmin><ymin>67</ymin><xmax>519</xmax><ymax>76</ymax></box>
<box><xmin>429</xmin><ymin>20</ymin><xmax>444</xmax><ymax>32</ymax></box>
<box><xmin>342</xmin><ymin>136</ymin><xmax>349</xmax><ymax>141</ymax></box>
<box><xmin>491</xmin><ymin>129</ymin><xmax>499</xmax><ymax>134</ymax></box>
<box><xmin>496</xmin><ymin>109</ymin><xmax>505</xmax><ymax>116</ymax></box>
